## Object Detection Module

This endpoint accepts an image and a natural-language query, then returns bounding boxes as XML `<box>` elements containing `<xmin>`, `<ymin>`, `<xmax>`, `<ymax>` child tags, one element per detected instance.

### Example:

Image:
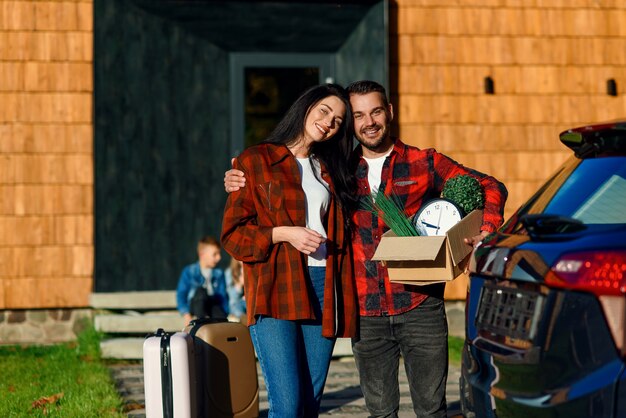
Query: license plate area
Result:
<box><xmin>476</xmin><ymin>281</ymin><xmax>545</xmax><ymax>346</ymax></box>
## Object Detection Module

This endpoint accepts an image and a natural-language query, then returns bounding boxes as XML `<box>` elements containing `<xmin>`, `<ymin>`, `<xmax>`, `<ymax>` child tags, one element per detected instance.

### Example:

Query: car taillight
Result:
<box><xmin>546</xmin><ymin>250</ymin><xmax>626</xmax><ymax>296</ymax></box>
<box><xmin>546</xmin><ymin>250</ymin><xmax>626</xmax><ymax>357</ymax></box>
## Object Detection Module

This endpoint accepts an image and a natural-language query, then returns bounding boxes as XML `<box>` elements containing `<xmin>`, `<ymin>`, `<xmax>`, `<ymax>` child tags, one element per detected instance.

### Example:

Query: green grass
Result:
<box><xmin>448</xmin><ymin>335</ymin><xmax>464</xmax><ymax>366</ymax></box>
<box><xmin>0</xmin><ymin>323</ymin><xmax>126</xmax><ymax>418</ymax></box>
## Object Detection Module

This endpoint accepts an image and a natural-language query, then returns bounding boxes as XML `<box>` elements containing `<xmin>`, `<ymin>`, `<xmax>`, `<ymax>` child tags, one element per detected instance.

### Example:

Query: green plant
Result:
<box><xmin>442</xmin><ymin>175</ymin><xmax>485</xmax><ymax>215</ymax></box>
<box><xmin>361</xmin><ymin>189</ymin><xmax>420</xmax><ymax>236</ymax></box>
<box><xmin>448</xmin><ymin>335</ymin><xmax>464</xmax><ymax>366</ymax></box>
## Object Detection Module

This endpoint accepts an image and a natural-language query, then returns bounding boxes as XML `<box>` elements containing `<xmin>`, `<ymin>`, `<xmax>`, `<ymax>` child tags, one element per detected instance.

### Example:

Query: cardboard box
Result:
<box><xmin>372</xmin><ymin>210</ymin><xmax>483</xmax><ymax>285</ymax></box>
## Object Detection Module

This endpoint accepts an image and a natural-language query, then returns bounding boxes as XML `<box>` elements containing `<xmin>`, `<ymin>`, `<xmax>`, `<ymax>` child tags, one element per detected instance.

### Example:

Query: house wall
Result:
<box><xmin>93</xmin><ymin>0</ymin><xmax>232</xmax><ymax>293</ymax></box>
<box><xmin>2</xmin><ymin>0</ymin><xmax>626</xmax><ymax>309</ymax></box>
<box><xmin>0</xmin><ymin>0</ymin><xmax>93</xmax><ymax>310</ymax></box>
<box><xmin>391</xmin><ymin>0</ymin><xmax>626</xmax><ymax>218</ymax></box>
<box><xmin>391</xmin><ymin>0</ymin><xmax>626</xmax><ymax>298</ymax></box>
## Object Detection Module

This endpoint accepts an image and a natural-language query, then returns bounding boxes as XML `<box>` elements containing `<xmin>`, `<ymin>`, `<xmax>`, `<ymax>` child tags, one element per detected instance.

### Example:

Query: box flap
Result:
<box><xmin>445</xmin><ymin>209</ymin><xmax>483</xmax><ymax>266</ymax></box>
<box><xmin>391</xmin><ymin>279</ymin><xmax>449</xmax><ymax>286</ymax></box>
<box><xmin>372</xmin><ymin>232</ymin><xmax>446</xmax><ymax>262</ymax></box>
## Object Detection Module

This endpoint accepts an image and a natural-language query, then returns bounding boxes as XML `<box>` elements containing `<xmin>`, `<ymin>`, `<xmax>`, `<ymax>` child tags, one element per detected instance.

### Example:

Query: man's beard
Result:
<box><xmin>356</xmin><ymin>124</ymin><xmax>389</xmax><ymax>151</ymax></box>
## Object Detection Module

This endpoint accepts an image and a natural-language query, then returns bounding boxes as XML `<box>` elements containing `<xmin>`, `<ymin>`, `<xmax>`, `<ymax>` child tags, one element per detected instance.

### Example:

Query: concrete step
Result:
<box><xmin>100</xmin><ymin>336</ymin><xmax>354</xmax><ymax>360</ymax></box>
<box><xmin>90</xmin><ymin>294</ymin><xmax>465</xmax><ymax>336</ymax></box>
<box><xmin>90</xmin><ymin>291</ymin><xmax>176</xmax><ymax>310</ymax></box>
<box><xmin>95</xmin><ymin>311</ymin><xmax>183</xmax><ymax>334</ymax></box>
<box><xmin>102</xmin><ymin>338</ymin><xmax>146</xmax><ymax>359</ymax></box>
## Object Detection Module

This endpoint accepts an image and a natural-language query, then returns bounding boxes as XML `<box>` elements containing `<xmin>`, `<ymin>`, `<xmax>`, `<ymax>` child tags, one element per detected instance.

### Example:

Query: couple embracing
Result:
<box><xmin>221</xmin><ymin>80</ymin><xmax>507</xmax><ymax>418</ymax></box>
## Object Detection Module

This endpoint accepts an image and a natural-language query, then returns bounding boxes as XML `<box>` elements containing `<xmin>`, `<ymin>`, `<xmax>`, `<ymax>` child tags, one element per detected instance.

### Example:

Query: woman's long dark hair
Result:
<box><xmin>264</xmin><ymin>84</ymin><xmax>357</xmax><ymax>218</ymax></box>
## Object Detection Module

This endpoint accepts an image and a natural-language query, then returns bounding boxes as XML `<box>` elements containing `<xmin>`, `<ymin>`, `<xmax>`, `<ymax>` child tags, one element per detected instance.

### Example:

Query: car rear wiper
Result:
<box><xmin>520</xmin><ymin>214</ymin><xmax>587</xmax><ymax>239</ymax></box>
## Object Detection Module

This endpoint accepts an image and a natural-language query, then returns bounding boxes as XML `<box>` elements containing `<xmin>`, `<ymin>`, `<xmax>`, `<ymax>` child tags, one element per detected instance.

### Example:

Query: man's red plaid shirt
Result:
<box><xmin>351</xmin><ymin>138</ymin><xmax>508</xmax><ymax>317</ymax></box>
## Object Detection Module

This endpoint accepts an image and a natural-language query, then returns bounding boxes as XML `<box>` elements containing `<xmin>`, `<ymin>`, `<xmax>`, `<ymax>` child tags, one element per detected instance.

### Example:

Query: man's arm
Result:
<box><xmin>430</xmin><ymin>150</ymin><xmax>507</xmax><ymax>247</ymax></box>
<box><xmin>225</xmin><ymin>158</ymin><xmax>246</xmax><ymax>192</ymax></box>
<box><xmin>175</xmin><ymin>267</ymin><xmax>193</xmax><ymax>325</ymax></box>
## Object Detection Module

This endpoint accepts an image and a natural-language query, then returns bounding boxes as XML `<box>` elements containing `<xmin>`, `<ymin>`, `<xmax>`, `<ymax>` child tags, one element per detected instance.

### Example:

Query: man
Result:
<box><xmin>225</xmin><ymin>80</ymin><xmax>507</xmax><ymax>417</ymax></box>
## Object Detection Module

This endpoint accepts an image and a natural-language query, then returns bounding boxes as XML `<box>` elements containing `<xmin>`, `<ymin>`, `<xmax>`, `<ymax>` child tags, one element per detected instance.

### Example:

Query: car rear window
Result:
<box><xmin>524</xmin><ymin>156</ymin><xmax>626</xmax><ymax>225</ymax></box>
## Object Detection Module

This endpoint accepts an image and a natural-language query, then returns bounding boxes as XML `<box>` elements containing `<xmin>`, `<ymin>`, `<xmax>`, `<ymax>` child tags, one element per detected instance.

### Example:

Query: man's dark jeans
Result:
<box><xmin>352</xmin><ymin>296</ymin><xmax>448</xmax><ymax>418</ymax></box>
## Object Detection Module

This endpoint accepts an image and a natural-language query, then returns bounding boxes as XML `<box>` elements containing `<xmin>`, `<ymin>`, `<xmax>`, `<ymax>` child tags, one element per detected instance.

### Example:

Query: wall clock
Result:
<box><xmin>413</xmin><ymin>198</ymin><xmax>463</xmax><ymax>236</ymax></box>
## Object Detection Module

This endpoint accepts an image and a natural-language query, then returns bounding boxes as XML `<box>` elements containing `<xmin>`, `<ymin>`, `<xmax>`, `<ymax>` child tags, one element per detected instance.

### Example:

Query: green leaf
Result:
<box><xmin>364</xmin><ymin>189</ymin><xmax>420</xmax><ymax>236</ymax></box>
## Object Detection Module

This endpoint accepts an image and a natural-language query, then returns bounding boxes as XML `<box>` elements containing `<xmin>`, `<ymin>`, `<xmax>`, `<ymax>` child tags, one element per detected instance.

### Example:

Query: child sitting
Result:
<box><xmin>176</xmin><ymin>236</ymin><xmax>229</xmax><ymax>325</ymax></box>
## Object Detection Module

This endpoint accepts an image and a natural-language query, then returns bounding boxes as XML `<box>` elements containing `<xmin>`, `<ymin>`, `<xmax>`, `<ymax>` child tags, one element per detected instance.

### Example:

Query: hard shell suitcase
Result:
<box><xmin>143</xmin><ymin>329</ymin><xmax>197</xmax><ymax>418</ymax></box>
<box><xmin>185</xmin><ymin>318</ymin><xmax>259</xmax><ymax>418</ymax></box>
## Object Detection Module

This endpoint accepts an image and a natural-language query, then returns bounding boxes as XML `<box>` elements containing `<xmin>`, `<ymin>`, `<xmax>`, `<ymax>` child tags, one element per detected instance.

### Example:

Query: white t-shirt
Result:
<box><xmin>296</xmin><ymin>157</ymin><xmax>329</xmax><ymax>266</ymax></box>
<box><xmin>362</xmin><ymin>149</ymin><xmax>393</xmax><ymax>197</ymax></box>
<box><xmin>200</xmin><ymin>267</ymin><xmax>214</xmax><ymax>295</ymax></box>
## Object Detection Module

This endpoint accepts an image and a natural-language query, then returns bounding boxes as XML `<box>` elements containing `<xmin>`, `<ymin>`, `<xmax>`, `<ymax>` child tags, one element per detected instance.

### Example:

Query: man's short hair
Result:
<box><xmin>198</xmin><ymin>235</ymin><xmax>220</xmax><ymax>250</ymax></box>
<box><xmin>346</xmin><ymin>80</ymin><xmax>390</xmax><ymax>108</ymax></box>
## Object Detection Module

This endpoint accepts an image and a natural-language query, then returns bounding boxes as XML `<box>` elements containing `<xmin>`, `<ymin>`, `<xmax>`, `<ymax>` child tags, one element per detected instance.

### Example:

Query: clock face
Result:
<box><xmin>413</xmin><ymin>198</ymin><xmax>463</xmax><ymax>236</ymax></box>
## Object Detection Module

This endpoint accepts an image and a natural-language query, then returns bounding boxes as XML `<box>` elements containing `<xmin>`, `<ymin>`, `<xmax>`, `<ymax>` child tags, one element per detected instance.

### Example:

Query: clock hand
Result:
<box><xmin>420</xmin><ymin>220</ymin><xmax>439</xmax><ymax>229</ymax></box>
<box><xmin>436</xmin><ymin>207</ymin><xmax>443</xmax><ymax>232</ymax></box>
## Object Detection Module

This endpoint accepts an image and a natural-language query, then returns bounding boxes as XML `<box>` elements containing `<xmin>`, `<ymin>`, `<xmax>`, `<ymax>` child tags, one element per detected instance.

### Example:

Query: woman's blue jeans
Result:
<box><xmin>249</xmin><ymin>266</ymin><xmax>335</xmax><ymax>418</ymax></box>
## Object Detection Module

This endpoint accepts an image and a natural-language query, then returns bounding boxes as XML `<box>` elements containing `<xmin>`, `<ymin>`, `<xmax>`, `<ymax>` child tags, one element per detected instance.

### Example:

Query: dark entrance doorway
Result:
<box><xmin>231</xmin><ymin>53</ymin><xmax>335</xmax><ymax>154</ymax></box>
<box><xmin>244</xmin><ymin>67</ymin><xmax>319</xmax><ymax>149</ymax></box>
<box><xmin>94</xmin><ymin>0</ymin><xmax>388</xmax><ymax>292</ymax></box>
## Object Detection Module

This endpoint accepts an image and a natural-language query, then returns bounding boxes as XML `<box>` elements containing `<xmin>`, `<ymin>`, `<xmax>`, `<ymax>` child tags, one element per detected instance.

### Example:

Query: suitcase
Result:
<box><xmin>185</xmin><ymin>318</ymin><xmax>259</xmax><ymax>418</ymax></box>
<box><xmin>143</xmin><ymin>329</ymin><xmax>197</xmax><ymax>418</ymax></box>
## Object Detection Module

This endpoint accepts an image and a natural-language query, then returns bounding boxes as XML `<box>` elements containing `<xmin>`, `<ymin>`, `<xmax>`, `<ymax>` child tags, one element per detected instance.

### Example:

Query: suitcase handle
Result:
<box><xmin>145</xmin><ymin>328</ymin><xmax>166</xmax><ymax>339</ymax></box>
<box><xmin>159</xmin><ymin>333</ymin><xmax>174</xmax><ymax>418</ymax></box>
<box><xmin>187</xmin><ymin>317</ymin><xmax>229</xmax><ymax>336</ymax></box>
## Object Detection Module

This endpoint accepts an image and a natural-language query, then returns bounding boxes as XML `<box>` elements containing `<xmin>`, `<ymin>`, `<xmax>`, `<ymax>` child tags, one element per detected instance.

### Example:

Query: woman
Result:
<box><xmin>221</xmin><ymin>84</ymin><xmax>358</xmax><ymax>418</ymax></box>
<box><xmin>224</xmin><ymin>258</ymin><xmax>246</xmax><ymax>324</ymax></box>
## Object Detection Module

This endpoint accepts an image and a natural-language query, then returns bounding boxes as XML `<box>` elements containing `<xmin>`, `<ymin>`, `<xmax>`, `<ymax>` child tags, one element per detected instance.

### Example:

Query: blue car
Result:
<box><xmin>460</xmin><ymin>121</ymin><xmax>626</xmax><ymax>418</ymax></box>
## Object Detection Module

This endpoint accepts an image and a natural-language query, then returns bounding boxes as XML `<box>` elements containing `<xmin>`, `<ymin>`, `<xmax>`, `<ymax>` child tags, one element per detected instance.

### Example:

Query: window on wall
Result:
<box><xmin>230</xmin><ymin>53</ymin><xmax>333</xmax><ymax>156</ymax></box>
<box><xmin>244</xmin><ymin>67</ymin><xmax>319</xmax><ymax>148</ymax></box>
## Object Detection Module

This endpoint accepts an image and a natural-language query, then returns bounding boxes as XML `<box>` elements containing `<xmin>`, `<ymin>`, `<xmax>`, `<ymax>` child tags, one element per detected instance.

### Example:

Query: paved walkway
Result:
<box><xmin>111</xmin><ymin>358</ymin><xmax>462</xmax><ymax>417</ymax></box>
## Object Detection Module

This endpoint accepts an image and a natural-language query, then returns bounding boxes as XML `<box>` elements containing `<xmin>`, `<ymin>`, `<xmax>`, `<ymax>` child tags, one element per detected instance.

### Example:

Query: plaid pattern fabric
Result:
<box><xmin>351</xmin><ymin>138</ymin><xmax>508</xmax><ymax>317</ymax></box>
<box><xmin>221</xmin><ymin>143</ymin><xmax>358</xmax><ymax>338</ymax></box>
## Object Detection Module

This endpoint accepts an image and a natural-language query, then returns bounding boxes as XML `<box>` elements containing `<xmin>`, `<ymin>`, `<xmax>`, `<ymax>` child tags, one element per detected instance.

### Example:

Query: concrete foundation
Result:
<box><xmin>0</xmin><ymin>308</ymin><xmax>93</xmax><ymax>344</ymax></box>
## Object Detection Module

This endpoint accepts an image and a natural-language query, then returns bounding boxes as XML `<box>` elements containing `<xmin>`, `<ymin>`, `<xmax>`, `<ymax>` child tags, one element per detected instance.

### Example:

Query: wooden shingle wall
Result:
<box><xmin>391</xmin><ymin>0</ymin><xmax>626</xmax><ymax>217</ymax></box>
<box><xmin>0</xmin><ymin>0</ymin><xmax>93</xmax><ymax>309</ymax></box>
<box><xmin>3</xmin><ymin>0</ymin><xmax>626</xmax><ymax>308</ymax></box>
